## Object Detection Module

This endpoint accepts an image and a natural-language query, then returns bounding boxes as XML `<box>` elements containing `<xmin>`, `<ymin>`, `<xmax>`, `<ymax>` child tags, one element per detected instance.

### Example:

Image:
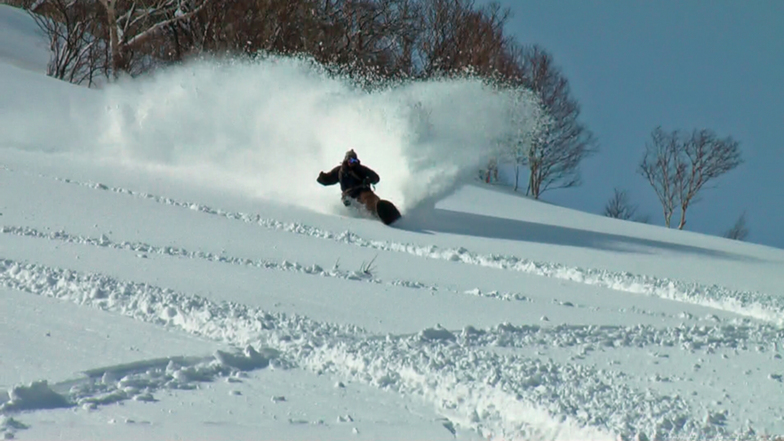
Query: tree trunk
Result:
<box><xmin>100</xmin><ymin>0</ymin><xmax>121</xmax><ymax>79</ymax></box>
<box><xmin>527</xmin><ymin>162</ymin><xmax>535</xmax><ymax>197</ymax></box>
<box><xmin>513</xmin><ymin>163</ymin><xmax>519</xmax><ymax>191</ymax></box>
<box><xmin>678</xmin><ymin>207</ymin><xmax>687</xmax><ymax>230</ymax></box>
<box><xmin>528</xmin><ymin>162</ymin><xmax>541</xmax><ymax>199</ymax></box>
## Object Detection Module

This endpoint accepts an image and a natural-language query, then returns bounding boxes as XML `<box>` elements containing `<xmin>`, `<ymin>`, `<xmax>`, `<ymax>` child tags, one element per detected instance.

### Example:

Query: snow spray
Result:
<box><xmin>9</xmin><ymin>55</ymin><xmax>543</xmax><ymax>214</ymax></box>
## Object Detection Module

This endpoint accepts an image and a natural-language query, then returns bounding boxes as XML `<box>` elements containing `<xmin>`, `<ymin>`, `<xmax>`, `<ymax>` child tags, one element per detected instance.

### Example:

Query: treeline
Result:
<box><xmin>20</xmin><ymin>0</ymin><xmax>525</xmax><ymax>84</ymax></box>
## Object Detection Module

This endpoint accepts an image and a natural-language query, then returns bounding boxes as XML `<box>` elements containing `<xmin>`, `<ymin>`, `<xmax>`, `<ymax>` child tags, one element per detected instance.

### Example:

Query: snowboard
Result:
<box><xmin>376</xmin><ymin>199</ymin><xmax>401</xmax><ymax>225</ymax></box>
<box><xmin>342</xmin><ymin>187</ymin><xmax>401</xmax><ymax>225</ymax></box>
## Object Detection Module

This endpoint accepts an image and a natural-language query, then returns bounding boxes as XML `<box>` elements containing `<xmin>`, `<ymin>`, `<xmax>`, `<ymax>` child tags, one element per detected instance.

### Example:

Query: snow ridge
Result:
<box><xmin>463</xmin><ymin>322</ymin><xmax>784</xmax><ymax>353</ymax></box>
<box><xmin>46</xmin><ymin>175</ymin><xmax>784</xmax><ymax>325</ymax></box>
<box><xmin>0</xmin><ymin>258</ymin><xmax>773</xmax><ymax>440</ymax></box>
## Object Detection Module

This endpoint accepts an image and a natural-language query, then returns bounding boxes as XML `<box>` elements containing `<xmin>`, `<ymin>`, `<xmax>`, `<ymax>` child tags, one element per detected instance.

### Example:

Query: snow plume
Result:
<box><xmin>2</xmin><ymin>55</ymin><xmax>541</xmax><ymax>214</ymax></box>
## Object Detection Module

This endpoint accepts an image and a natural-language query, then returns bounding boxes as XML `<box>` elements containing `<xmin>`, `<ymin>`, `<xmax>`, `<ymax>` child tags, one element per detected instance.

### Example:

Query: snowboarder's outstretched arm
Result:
<box><xmin>317</xmin><ymin>166</ymin><xmax>340</xmax><ymax>186</ymax></box>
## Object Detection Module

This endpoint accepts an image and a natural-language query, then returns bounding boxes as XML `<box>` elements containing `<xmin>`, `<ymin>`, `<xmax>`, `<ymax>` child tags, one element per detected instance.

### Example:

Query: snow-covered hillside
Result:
<box><xmin>1</xmin><ymin>5</ymin><xmax>783</xmax><ymax>440</ymax></box>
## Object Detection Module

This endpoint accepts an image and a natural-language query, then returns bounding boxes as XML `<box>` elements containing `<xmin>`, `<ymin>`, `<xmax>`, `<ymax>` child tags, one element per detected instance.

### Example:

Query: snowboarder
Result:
<box><xmin>317</xmin><ymin>149</ymin><xmax>380</xmax><ymax>208</ymax></box>
<box><xmin>317</xmin><ymin>149</ymin><xmax>400</xmax><ymax>224</ymax></box>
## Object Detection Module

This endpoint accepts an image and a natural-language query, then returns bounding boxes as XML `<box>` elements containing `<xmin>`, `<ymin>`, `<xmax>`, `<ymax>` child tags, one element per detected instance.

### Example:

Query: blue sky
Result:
<box><xmin>488</xmin><ymin>1</ymin><xmax>784</xmax><ymax>248</ymax></box>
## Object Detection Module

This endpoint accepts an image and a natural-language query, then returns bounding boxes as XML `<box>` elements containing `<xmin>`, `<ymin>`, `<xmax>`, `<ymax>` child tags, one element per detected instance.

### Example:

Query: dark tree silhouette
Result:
<box><xmin>604</xmin><ymin>188</ymin><xmax>637</xmax><ymax>220</ymax></box>
<box><xmin>723</xmin><ymin>212</ymin><xmax>749</xmax><ymax>241</ymax></box>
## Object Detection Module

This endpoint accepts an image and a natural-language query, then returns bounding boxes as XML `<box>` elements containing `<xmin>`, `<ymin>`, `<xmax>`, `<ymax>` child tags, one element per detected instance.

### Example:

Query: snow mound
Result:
<box><xmin>0</xmin><ymin>380</ymin><xmax>70</xmax><ymax>412</ymax></box>
<box><xmin>59</xmin><ymin>351</ymin><xmax>281</xmax><ymax>411</ymax></box>
<box><xmin>420</xmin><ymin>325</ymin><xmax>457</xmax><ymax>341</ymax></box>
<box><xmin>214</xmin><ymin>346</ymin><xmax>281</xmax><ymax>371</ymax></box>
<box><xmin>1</xmin><ymin>415</ymin><xmax>29</xmax><ymax>440</ymax></box>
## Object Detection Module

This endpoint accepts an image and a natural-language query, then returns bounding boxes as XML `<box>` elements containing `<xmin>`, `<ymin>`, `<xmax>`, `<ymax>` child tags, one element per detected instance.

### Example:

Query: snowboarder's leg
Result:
<box><xmin>356</xmin><ymin>190</ymin><xmax>380</xmax><ymax>214</ymax></box>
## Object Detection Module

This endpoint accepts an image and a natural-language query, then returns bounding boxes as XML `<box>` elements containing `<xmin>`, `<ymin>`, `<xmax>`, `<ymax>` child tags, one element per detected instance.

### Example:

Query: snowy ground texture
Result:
<box><xmin>2</xmin><ymin>5</ymin><xmax>784</xmax><ymax>440</ymax></box>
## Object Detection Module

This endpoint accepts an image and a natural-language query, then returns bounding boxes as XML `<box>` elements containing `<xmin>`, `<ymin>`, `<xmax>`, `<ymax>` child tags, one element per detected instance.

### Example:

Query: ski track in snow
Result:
<box><xmin>0</xmin><ymin>223</ymin><xmax>683</xmax><ymax>320</ymax></box>
<box><xmin>0</xmin><ymin>258</ymin><xmax>780</xmax><ymax>440</ymax></box>
<box><xmin>33</xmin><ymin>172</ymin><xmax>784</xmax><ymax>326</ymax></box>
<box><xmin>0</xmin><ymin>225</ymin><xmax>433</xmax><ymax>291</ymax></box>
<box><xmin>0</xmin><ymin>224</ymin><xmax>538</xmax><ymax>304</ymax></box>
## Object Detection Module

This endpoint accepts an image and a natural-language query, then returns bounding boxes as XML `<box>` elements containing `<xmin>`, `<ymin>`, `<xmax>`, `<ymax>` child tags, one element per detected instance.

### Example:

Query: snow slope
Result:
<box><xmin>1</xmin><ymin>5</ymin><xmax>783</xmax><ymax>440</ymax></box>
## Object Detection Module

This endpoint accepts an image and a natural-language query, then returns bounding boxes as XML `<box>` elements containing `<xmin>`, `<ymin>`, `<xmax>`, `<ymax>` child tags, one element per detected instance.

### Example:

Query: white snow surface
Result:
<box><xmin>1</xmin><ymin>5</ymin><xmax>783</xmax><ymax>440</ymax></box>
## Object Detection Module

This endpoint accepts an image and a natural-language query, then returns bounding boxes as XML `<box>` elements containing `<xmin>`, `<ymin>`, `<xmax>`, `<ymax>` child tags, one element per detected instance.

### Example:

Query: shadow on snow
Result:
<box><xmin>397</xmin><ymin>208</ymin><xmax>761</xmax><ymax>262</ymax></box>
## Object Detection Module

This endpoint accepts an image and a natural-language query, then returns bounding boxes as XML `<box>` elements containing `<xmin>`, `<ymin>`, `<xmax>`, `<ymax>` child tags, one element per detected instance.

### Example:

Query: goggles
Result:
<box><xmin>347</xmin><ymin>157</ymin><xmax>359</xmax><ymax>165</ymax></box>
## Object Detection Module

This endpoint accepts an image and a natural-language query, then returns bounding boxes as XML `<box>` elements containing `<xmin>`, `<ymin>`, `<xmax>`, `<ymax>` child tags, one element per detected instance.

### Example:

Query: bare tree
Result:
<box><xmin>603</xmin><ymin>188</ymin><xmax>650</xmax><ymax>223</ymax></box>
<box><xmin>639</xmin><ymin>126</ymin><xmax>742</xmax><ymax>229</ymax></box>
<box><xmin>179</xmin><ymin>0</ymin><xmax>313</xmax><ymax>57</ymax></box>
<box><xmin>27</xmin><ymin>0</ymin><xmax>107</xmax><ymax>86</ymax></box>
<box><xmin>6</xmin><ymin>0</ymin><xmax>36</xmax><ymax>9</ymax></box>
<box><xmin>638</xmin><ymin>127</ymin><xmax>681</xmax><ymax>228</ymax></box>
<box><xmin>414</xmin><ymin>0</ymin><xmax>518</xmax><ymax>79</ymax></box>
<box><xmin>675</xmin><ymin>128</ymin><xmax>743</xmax><ymax>229</ymax></box>
<box><xmin>96</xmin><ymin>0</ymin><xmax>210</xmax><ymax>78</ymax></box>
<box><xmin>316</xmin><ymin>0</ymin><xmax>423</xmax><ymax>83</ymax></box>
<box><xmin>515</xmin><ymin>45</ymin><xmax>596</xmax><ymax>199</ymax></box>
<box><xmin>488</xmin><ymin>83</ymin><xmax>545</xmax><ymax>192</ymax></box>
<box><xmin>604</xmin><ymin>188</ymin><xmax>637</xmax><ymax>220</ymax></box>
<box><xmin>173</xmin><ymin>0</ymin><xmax>415</xmax><ymax>84</ymax></box>
<box><xmin>723</xmin><ymin>211</ymin><xmax>749</xmax><ymax>241</ymax></box>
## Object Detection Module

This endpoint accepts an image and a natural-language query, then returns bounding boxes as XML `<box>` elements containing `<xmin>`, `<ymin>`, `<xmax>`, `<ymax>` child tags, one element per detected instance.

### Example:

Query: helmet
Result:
<box><xmin>344</xmin><ymin>149</ymin><xmax>359</xmax><ymax>165</ymax></box>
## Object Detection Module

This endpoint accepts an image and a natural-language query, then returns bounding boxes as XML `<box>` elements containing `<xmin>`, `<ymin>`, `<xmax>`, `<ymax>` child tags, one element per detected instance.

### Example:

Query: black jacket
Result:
<box><xmin>317</xmin><ymin>162</ymin><xmax>380</xmax><ymax>198</ymax></box>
